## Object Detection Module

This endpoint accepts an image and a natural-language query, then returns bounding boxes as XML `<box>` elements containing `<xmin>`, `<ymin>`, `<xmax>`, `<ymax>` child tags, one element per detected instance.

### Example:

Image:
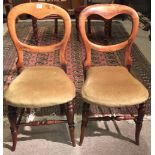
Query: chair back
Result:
<box><xmin>7</xmin><ymin>2</ymin><xmax>71</xmax><ymax>69</ymax></box>
<box><xmin>79</xmin><ymin>4</ymin><xmax>139</xmax><ymax>68</ymax></box>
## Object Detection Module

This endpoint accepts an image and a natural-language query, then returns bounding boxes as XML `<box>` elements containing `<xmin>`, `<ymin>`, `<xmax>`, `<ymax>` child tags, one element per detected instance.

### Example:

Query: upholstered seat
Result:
<box><xmin>4</xmin><ymin>66</ymin><xmax>75</xmax><ymax>108</ymax></box>
<box><xmin>81</xmin><ymin>66</ymin><xmax>148</xmax><ymax>107</ymax></box>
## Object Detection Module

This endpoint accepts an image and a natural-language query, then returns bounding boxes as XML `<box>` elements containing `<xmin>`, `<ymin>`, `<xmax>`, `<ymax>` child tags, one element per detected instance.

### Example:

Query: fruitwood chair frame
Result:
<box><xmin>5</xmin><ymin>2</ymin><xmax>75</xmax><ymax>151</ymax></box>
<box><xmin>78</xmin><ymin>4</ymin><xmax>148</xmax><ymax>146</ymax></box>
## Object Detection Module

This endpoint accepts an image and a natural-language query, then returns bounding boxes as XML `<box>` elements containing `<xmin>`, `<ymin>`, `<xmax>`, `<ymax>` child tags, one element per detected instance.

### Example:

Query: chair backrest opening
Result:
<box><xmin>79</xmin><ymin>4</ymin><xmax>139</xmax><ymax>68</ymax></box>
<box><xmin>7</xmin><ymin>2</ymin><xmax>71</xmax><ymax>68</ymax></box>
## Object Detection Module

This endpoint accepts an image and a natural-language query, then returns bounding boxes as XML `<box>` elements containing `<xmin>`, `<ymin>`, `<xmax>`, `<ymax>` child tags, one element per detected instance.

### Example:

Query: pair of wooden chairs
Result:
<box><xmin>4</xmin><ymin>2</ymin><xmax>149</xmax><ymax>151</ymax></box>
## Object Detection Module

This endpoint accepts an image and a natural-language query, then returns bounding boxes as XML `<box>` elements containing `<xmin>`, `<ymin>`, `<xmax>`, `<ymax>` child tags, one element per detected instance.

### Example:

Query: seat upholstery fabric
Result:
<box><xmin>4</xmin><ymin>66</ymin><xmax>75</xmax><ymax>108</ymax></box>
<box><xmin>81</xmin><ymin>66</ymin><xmax>149</xmax><ymax>107</ymax></box>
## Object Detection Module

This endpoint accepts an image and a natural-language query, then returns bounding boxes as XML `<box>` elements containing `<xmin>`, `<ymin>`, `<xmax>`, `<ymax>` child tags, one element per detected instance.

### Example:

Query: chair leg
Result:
<box><xmin>8</xmin><ymin>105</ymin><xmax>18</xmax><ymax>151</ymax></box>
<box><xmin>16</xmin><ymin>108</ymin><xmax>25</xmax><ymax>130</ymax></box>
<box><xmin>32</xmin><ymin>16</ymin><xmax>38</xmax><ymax>45</ymax></box>
<box><xmin>104</xmin><ymin>19</ymin><xmax>112</xmax><ymax>39</ymax></box>
<box><xmin>60</xmin><ymin>104</ymin><xmax>65</xmax><ymax>115</ymax></box>
<box><xmin>135</xmin><ymin>103</ymin><xmax>145</xmax><ymax>145</ymax></box>
<box><xmin>26</xmin><ymin>108</ymin><xmax>31</xmax><ymax>114</ymax></box>
<box><xmin>88</xmin><ymin>18</ymin><xmax>91</xmax><ymax>34</ymax></box>
<box><xmin>75</xmin><ymin>16</ymin><xmax>79</xmax><ymax>40</ymax></box>
<box><xmin>66</xmin><ymin>102</ymin><xmax>76</xmax><ymax>147</ymax></box>
<box><xmin>54</xmin><ymin>18</ymin><xmax>58</xmax><ymax>34</ymax></box>
<box><xmin>79</xmin><ymin>102</ymin><xmax>90</xmax><ymax>146</ymax></box>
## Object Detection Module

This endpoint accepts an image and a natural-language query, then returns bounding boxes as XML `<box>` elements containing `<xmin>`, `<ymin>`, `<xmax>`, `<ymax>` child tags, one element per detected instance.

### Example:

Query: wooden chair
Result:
<box><xmin>78</xmin><ymin>4</ymin><xmax>149</xmax><ymax>146</ymax></box>
<box><xmin>75</xmin><ymin>0</ymin><xmax>115</xmax><ymax>40</ymax></box>
<box><xmin>31</xmin><ymin>0</ymin><xmax>73</xmax><ymax>44</ymax></box>
<box><xmin>4</xmin><ymin>2</ymin><xmax>76</xmax><ymax>151</ymax></box>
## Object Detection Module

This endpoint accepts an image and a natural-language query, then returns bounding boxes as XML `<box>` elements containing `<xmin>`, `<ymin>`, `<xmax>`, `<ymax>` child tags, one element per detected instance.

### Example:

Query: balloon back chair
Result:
<box><xmin>4</xmin><ymin>2</ymin><xmax>76</xmax><ymax>151</ymax></box>
<box><xmin>78</xmin><ymin>4</ymin><xmax>149</xmax><ymax>146</ymax></box>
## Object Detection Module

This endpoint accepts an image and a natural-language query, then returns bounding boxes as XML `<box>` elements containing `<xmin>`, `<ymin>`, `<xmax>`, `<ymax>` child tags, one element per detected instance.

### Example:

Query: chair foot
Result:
<box><xmin>79</xmin><ymin>124</ymin><xmax>87</xmax><ymax>146</ymax></box>
<box><xmin>10</xmin><ymin>128</ymin><xmax>17</xmax><ymax>151</ymax></box>
<box><xmin>69</xmin><ymin>126</ymin><xmax>76</xmax><ymax>147</ymax></box>
<box><xmin>135</xmin><ymin>103</ymin><xmax>145</xmax><ymax>145</ymax></box>
<box><xmin>79</xmin><ymin>103</ymin><xmax>90</xmax><ymax>146</ymax></box>
<box><xmin>66</xmin><ymin>102</ymin><xmax>76</xmax><ymax>147</ymax></box>
<box><xmin>8</xmin><ymin>105</ymin><xmax>18</xmax><ymax>151</ymax></box>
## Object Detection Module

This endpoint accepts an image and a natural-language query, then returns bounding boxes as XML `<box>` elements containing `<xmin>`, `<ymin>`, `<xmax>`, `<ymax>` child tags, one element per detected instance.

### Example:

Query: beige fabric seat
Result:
<box><xmin>4</xmin><ymin>66</ymin><xmax>76</xmax><ymax>108</ymax></box>
<box><xmin>81</xmin><ymin>66</ymin><xmax>149</xmax><ymax>107</ymax></box>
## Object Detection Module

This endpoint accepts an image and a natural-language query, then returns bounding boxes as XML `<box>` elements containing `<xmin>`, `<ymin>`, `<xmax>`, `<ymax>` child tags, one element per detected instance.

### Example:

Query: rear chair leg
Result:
<box><xmin>54</xmin><ymin>18</ymin><xmax>58</xmax><ymax>34</ymax></box>
<box><xmin>8</xmin><ymin>105</ymin><xmax>18</xmax><ymax>151</ymax></box>
<box><xmin>16</xmin><ymin>108</ymin><xmax>25</xmax><ymax>130</ymax></box>
<box><xmin>66</xmin><ymin>102</ymin><xmax>76</xmax><ymax>147</ymax></box>
<box><xmin>88</xmin><ymin>18</ymin><xmax>91</xmax><ymax>34</ymax></box>
<box><xmin>60</xmin><ymin>104</ymin><xmax>65</xmax><ymax>115</ymax></box>
<box><xmin>32</xmin><ymin>16</ymin><xmax>38</xmax><ymax>45</ymax></box>
<box><xmin>76</xmin><ymin>16</ymin><xmax>79</xmax><ymax>40</ymax></box>
<box><xmin>79</xmin><ymin>102</ymin><xmax>90</xmax><ymax>146</ymax></box>
<box><xmin>135</xmin><ymin>103</ymin><xmax>145</xmax><ymax>145</ymax></box>
<box><xmin>104</xmin><ymin>19</ymin><xmax>112</xmax><ymax>40</ymax></box>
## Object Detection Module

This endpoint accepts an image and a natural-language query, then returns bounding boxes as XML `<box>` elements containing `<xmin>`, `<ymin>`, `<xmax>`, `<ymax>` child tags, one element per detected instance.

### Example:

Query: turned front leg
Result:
<box><xmin>135</xmin><ymin>103</ymin><xmax>145</xmax><ymax>145</ymax></box>
<box><xmin>65</xmin><ymin>102</ymin><xmax>76</xmax><ymax>147</ymax></box>
<box><xmin>8</xmin><ymin>105</ymin><xmax>18</xmax><ymax>151</ymax></box>
<box><xmin>79</xmin><ymin>102</ymin><xmax>90</xmax><ymax>146</ymax></box>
